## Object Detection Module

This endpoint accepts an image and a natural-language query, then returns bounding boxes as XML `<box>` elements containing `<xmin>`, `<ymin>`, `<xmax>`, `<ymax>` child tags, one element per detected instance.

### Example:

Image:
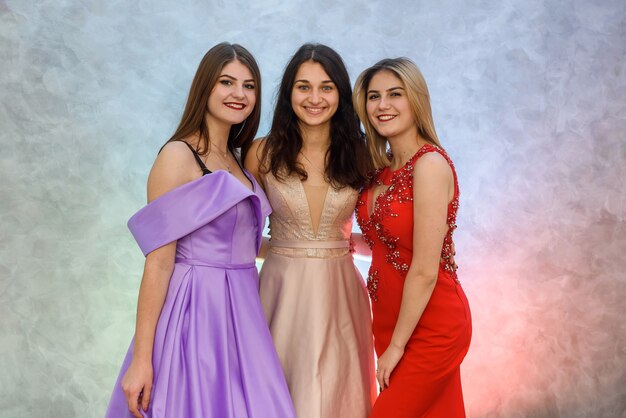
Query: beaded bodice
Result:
<box><xmin>263</xmin><ymin>170</ymin><xmax>358</xmax><ymax>258</ymax></box>
<box><xmin>355</xmin><ymin>144</ymin><xmax>460</xmax><ymax>301</ymax></box>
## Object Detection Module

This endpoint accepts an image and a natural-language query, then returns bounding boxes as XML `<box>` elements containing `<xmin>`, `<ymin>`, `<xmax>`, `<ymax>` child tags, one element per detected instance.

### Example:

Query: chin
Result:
<box><xmin>222</xmin><ymin>114</ymin><xmax>249</xmax><ymax>126</ymax></box>
<box><xmin>374</xmin><ymin>127</ymin><xmax>396</xmax><ymax>138</ymax></box>
<box><xmin>303</xmin><ymin>115</ymin><xmax>332</xmax><ymax>126</ymax></box>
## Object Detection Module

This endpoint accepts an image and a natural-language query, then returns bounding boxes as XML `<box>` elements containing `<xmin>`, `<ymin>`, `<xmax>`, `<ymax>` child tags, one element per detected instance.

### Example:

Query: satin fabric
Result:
<box><xmin>105</xmin><ymin>171</ymin><xmax>296</xmax><ymax>418</ymax></box>
<box><xmin>259</xmin><ymin>171</ymin><xmax>377</xmax><ymax>418</ymax></box>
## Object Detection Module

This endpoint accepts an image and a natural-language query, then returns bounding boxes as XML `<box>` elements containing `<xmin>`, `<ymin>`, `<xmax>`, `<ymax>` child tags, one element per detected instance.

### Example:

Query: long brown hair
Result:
<box><xmin>166</xmin><ymin>42</ymin><xmax>261</xmax><ymax>158</ymax></box>
<box><xmin>259</xmin><ymin>43</ymin><xmax>371</xmax><ymax>189</ymax></box>
<box><xmin>353</xmin><ymin>58</ymin><xmax>441</xmax><ymax>169</ymax></box>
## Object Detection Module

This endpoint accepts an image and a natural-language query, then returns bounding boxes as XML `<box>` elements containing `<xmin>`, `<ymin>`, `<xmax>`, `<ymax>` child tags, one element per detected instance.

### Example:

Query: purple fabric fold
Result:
<box><xmin>128</xmin><ymin>170</ymin><xmax>270</xmax><ymax>256</ymax></box>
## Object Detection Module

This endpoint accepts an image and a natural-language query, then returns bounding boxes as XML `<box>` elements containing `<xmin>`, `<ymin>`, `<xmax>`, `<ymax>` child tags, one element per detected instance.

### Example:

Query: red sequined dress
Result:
<box><xmin>356</xmin><ymin>144</ymin><xmax>472</xmax><ymax>417</ymax></box>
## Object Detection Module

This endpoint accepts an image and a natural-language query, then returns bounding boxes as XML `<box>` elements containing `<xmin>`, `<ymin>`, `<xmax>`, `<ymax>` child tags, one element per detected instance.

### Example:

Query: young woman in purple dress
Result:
<box><xmin>105</xmin><ymin>43</ymin><xmax>295</xmax><ymax>418</ymax></box>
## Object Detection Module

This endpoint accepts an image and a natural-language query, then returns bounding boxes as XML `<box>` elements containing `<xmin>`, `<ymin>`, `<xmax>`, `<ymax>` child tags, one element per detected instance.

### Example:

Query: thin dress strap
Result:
<box><xmin>170</xmin><ymin>140</ymin><xmax>212</xmax><ymax>175</ymax></box>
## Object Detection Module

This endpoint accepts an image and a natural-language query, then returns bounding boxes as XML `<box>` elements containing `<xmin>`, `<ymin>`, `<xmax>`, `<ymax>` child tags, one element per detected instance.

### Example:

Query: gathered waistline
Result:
<box><xmin>175</xmin><ymin>258</ymin><xmax>256</xmax><ymax>269</ymax></box>
<box><xmin>269</xmin><ymin>239</ymin><xmax>350</xmax><ymax>249</ymax></box>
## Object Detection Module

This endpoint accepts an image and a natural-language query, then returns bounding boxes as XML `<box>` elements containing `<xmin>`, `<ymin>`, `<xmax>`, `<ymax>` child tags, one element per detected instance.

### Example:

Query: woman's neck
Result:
<box><xmin>300</xmin><ymin>123</ymin><xmax>331</xmax><ymax>153</ymax></box>
<box><xmin>201</xmin><ymin>114</ymin><xmax>231</xmax><ymax>152</ymax></box>
<box><xmin>387</xmin><ymin>128</ymin><xmax>428</xmax><ymax>170</ymax></box>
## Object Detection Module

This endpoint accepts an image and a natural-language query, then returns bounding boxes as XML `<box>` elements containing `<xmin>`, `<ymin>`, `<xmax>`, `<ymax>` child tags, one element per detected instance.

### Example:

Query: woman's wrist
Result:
<box><xmin>132</xmin><ymin>346</ymin><xmax>153</xmax><ymax>364</ymax></box>
<box><xmin>389</xmin><ymin>338</ymin><xmax>406</xmax><ymax>352</ymax></box>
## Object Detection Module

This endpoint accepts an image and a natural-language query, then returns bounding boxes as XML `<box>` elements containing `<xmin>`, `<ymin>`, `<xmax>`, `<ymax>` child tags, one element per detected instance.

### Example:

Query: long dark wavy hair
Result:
<box><xmin>258</xmin><ymin>43</ymin><xmax>371</xmax><ymax>189</ymax></box>
<box><xmin>165</xmin><ymin>42</ymin><xmax>261</xmax><ymax>159</ymax></box>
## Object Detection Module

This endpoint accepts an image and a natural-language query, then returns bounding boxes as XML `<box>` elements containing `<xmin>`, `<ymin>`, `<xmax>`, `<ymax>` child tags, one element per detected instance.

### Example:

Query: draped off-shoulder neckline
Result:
<box><xmin>146</xmin><ymin>169</ymin><xmax>258</xmax><ymax>207</ymax></box>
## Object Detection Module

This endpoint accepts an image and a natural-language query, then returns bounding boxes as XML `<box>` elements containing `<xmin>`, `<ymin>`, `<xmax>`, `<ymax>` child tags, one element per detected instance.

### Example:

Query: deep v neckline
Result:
<box><xmin>366</xmin><ymin>182</ymin><xmax>389</xmax><ymax>220</ymax></box>
<box><xmin>366</xmin><ymin>145</ymin><xmax>428</xmax><ymax>220</ymax></box>
<box><xmin>366</xmin><ymin>165</ymin><xmax>399</xmax><ymax>220</ymax></box>
<box><xmin>297</xmin><ymin>178</ymin><xmax>332</xmax><ymax>238</ymax></box>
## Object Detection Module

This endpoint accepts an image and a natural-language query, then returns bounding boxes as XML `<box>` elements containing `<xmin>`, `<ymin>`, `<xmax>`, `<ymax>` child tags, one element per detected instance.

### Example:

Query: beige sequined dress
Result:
<box><xmin>259</xmin><ymin>171</ymin><xmax>376</xmax><ymax>418</ymax></box>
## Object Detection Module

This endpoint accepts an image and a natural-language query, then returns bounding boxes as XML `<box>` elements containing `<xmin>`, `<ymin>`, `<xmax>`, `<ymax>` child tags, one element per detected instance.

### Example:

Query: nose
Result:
<box><xmin>308</xmin><ymin>89</ymin><xmax>322</xmax><ymax>104</ymax></box>
<box><xmin>232</xmin><ymin>84</ymin><xmax>245</xmax><ymax>99</ymax></box>
<box><xmin>378</xmin><ymin>96</ymin><xmax>391</xmax><ymax>110</ymax></box>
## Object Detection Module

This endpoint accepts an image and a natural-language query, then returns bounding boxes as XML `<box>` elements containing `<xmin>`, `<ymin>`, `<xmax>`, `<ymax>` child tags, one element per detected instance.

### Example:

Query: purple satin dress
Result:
<box><xmin>105</xmin><ymin>170</ymin><xmax>296</xmax><ymax>418</ymax></box>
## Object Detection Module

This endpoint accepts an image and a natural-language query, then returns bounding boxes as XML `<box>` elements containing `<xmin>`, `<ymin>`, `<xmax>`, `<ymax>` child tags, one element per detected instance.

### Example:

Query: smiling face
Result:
<box><xmin>206</xmin><ymin>59</ymin><xmax>256</xmax><ymax>127</ymax></box>
<box><xmin>290</xmin><ymin>61</ymin><xmax>339</xmax><ymax>129</ymax></box>
<box><xmin>365</xmin><ymin>70</ymin><xmax>417</xmax><ymax>140</ymax></box>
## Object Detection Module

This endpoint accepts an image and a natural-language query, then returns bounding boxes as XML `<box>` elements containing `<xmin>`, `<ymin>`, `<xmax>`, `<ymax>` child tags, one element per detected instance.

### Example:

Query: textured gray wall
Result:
<box><xmin>1</xmin><ymin>0</ymin><xmax>625</xmax><ymax>417</ymax></box>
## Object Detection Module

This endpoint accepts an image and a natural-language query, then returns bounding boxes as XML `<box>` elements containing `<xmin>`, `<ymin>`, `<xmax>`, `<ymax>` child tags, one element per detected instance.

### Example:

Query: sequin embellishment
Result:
<box><xmin>366</xmin><ymin>268</ymin><xmax>380</xmax><ymax>302</ymax></box>
<box><xmin>356</xmin><ymin>144</ymin><xmax>462</xmax><ymax>301</ymax></box>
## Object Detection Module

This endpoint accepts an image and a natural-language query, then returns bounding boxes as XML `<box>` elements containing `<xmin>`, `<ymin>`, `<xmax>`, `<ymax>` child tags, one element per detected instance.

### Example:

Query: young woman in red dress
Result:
<box><xmin>353</xmin><ymin>58</ymin><xmax>472</xmax><ymax>417</ymax></box>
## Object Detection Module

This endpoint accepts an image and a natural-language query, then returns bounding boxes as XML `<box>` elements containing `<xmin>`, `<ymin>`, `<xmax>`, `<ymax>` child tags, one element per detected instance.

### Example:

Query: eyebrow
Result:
<box><xmin>367</xmin><ymin>86</ymin><xmax>404</xmax><ymax>94</ymax></box>
<box><xmin>219</xmin><ymin>74</ymin><xmax>255</xmax><ymax>82</ymax></box>
<box><xmin>294</xmin><ymin>79</ymin><xmax>335</xmax><ymax>84</ymax></box>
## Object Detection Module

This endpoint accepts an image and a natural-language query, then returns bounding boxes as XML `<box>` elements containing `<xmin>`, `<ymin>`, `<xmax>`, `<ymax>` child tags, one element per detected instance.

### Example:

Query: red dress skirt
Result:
<box><xmin>356</xmin><ymin>145</ymin><xmax>472</xmax><ymax>417</ymax></box>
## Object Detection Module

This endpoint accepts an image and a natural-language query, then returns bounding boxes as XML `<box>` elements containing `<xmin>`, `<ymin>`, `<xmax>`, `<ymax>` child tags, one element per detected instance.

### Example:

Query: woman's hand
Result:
<box><xmin>121</xmin><ymin>359</ymin><xmax>153</xmax><ymax>418</ymax></box>
<box><xmin>376</xmin><ymin>343</ymin><xmax>404</xmax><ymax>390</ymax></box>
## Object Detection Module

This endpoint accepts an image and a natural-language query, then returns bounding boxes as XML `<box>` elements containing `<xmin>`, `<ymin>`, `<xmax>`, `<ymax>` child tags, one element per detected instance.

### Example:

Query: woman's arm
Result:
<box><xmin>375</xmin><ymin>152</ymin><xmax>454</xmax><ymax>389</ymax></box>
<box><xmin>255</xmin><ymin>236</ymin><xmax>271</xmax><ymax>262</ymax></box>
<box><xmin>121</xmin><ymin>142</ymin><xmax>196</xmax><ymax>417</ymax></box>
<box><xmin>122</xmin><ymin>243</ymin><xmax>175</xmax><ymax>417</ymax></box>
<box><xmin>351</xmin><ymin>232</ymin><xmax>372</xmax><ymax>260</ymax></box>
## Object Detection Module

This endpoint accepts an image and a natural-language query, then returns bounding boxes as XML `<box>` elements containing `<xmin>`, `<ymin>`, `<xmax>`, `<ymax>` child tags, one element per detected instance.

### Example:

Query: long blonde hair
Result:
<box><xmin>353</xmin><ymin>57</ymin><xmax>441</xmax><ymax>169</ymax></box>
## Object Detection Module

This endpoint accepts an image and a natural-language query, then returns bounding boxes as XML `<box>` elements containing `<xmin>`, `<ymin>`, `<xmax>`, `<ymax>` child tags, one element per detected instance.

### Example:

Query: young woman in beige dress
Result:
<box><xmin>244</xmin><ymin>43</ymin><xmax>376</xmax><ymax>418</ymax></box>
